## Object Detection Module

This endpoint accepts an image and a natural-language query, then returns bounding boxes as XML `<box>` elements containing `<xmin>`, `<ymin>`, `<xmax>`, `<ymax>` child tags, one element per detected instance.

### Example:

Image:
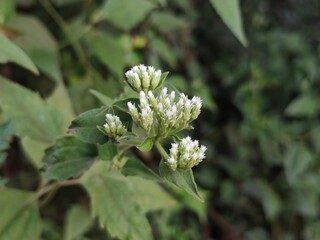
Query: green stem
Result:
<box><xmin>37</xmin><ymin>0</ymin><xmax>88</xmax><ymax>68</ymax></box>
<box><xmin>154</xmin><ymin>141</ymin><xmax>169</xmax><ymax>160</ymax></box>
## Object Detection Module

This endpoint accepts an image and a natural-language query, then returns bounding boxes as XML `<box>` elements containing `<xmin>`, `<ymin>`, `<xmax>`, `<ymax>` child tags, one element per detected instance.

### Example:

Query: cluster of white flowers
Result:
<box><xmin>125</xmin><ymin>64</ymin><xmax>162</xmax><ymax>92</ymax></box>
<box><xmin>127</xmin><ymin>91</ymin><xmax>153</xmax><ymax>132</ymax></box>
<box><xmin>127</xmin><ymin>87</ymin><xmax>202</xmax><ymax>136</ymax></box>
<box><xmin>167</xmin><ymin>137</ymin><xmax>207</xmax><ymax>171</ymax></box>
<box><xmin>103</xmin><ymin>114</ymin><xmax>127</xmax><ymax>140</ymax></box>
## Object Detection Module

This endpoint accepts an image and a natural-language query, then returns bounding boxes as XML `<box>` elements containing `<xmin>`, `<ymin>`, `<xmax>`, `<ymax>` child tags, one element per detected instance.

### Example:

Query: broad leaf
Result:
<box><xmin>95</xmin><ymin>0</ymin><xmax>156</xmax><ymax>30</ymax></box>
<box><xmin>0</xmin><ymin>189</ymin><xmax>41</xmax><ymax>240</ymax></box>
<box><xmin>0</xmin><ymin>76</ymin><xmax>65</xmax><ymax>144</ymax></box>
<box><xmin>285</xmin><ymin>95</ymin><xmax>318</xmax><ymax>117</ymax></box>
<box><xmin>159</xmin><ymin>160</ymin><xmax>202</xmax><ymax>201</ymax></box>
<box><xmin>0</xmin><ymin>34</ymin><xmax>38</xmax><ymax>74</ymax></box>
<box><xmin>284</xmin><ymin>145</ymin><xmax>312</xmax><ymax>185</ymax></box>
<box><xmin>68</xmin><ymin>107</ymin><xmax>109</xmax><ymax>144</ymax></box>
<box><xmin>128</xmin><ymin>176</ymin><xmax>177</xmax><ymax>213</ymax></box>
<box><xmin>0</xmin><ymin>0</ymin><xmax>15</xmax><ymax>24</ymax></box>
<box><xmin>122</xmin><ymin>158</ymin><xmax>161</xmax><ymax>181</ymax></box>
<box><xmin>29</xmin><ymin>48</ymin><xmax>62</xmax><ymax>83</ymax></box>
<box><xmin>81</xmin><ymin>161</ymin><xmax>152</xmax><ymax>240</ymax></box>
<box><xmin>43</xmin><ymin>136</ymin><xmax>97</xmax><ymax>180</ymax></box>
<box><xmin>21</xmin><ymin>137</ymin><xmax>48</xmax><ymax>167</ymax></box>
<box><xmin>97</xmin><ymin>142</ymin><xmax>117</xmax><ymax>161</ymax></box>
<box><xmin>85</xmin><ymin>31</ymin><xmax>125</xmax><ymax>77</ymax></box>
<box><xmin>64</xmin><ymin>205</ymin><xmax>92</xmax><ymax>240</ymax></box>
<box><xmin>209</xmin><ymin>0</ymin><xmax>248</xmax><ymax>46</ymax></box>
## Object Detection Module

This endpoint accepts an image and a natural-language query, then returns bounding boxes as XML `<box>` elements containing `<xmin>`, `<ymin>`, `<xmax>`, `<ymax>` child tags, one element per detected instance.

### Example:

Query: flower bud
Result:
<box><xmin>103</xmin><ymin>114</ymin><xmax>127</xmax><ymax>140</ymax></box>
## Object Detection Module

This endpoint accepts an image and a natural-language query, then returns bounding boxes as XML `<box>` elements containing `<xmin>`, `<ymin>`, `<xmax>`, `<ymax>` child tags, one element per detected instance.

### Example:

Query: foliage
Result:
<box><xmin>1</xmin><ymin>0</ymin><xmax>319</xmax><ymax>239</ymax></box>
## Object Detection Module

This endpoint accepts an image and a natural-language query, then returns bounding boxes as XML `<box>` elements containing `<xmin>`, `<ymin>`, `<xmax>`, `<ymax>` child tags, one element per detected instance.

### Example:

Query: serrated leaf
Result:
<box><xmin>159</xmin><ymin>160</ymin><xmax>202</xmax><ymax>201</ymax></box>
<box><xmin>64</xmin><ymin>205</ymin><xmax>92</xmax><ymax>240</ymax></box>
<box><xmin>95</xmin><ymin>0</ymin><xmax>156</xmax><ymax>30</ymax></box>
<box><xmin>0</xmin><ymin>76</ymin><xmax>64</xmax><ymax>144</ymax></box>
<box><xmin>0</xmin><ymin>189</ymin><xmax>41</xmax><ymax>240</ymax></box>
<box><xmin>0</xmin><ymin>34</ymin><xmax>38</xmax><ymax>74</ymax></box>
<box><xmin>137</xmin><ymin>137</ymin><xmax>153</xmax><ymax>152</ymax></box>
<box><xmin>128</xmin><ymin>176</ymin><xmax>177</xmax><ymax>213</ymax></box>
<box><xmin>97</xmin><ymin>142</ymin><xmax>117</xmax><ymax>161</ymax></box>
<box><xmin>68</xmin><ymin>107</ymin><xmax>109</xmax><ymax>144</ymax></box>
<box><xmin>43</xmin><ymin>136</ymin><xmax>97</xmax><ymax>180</ymax></box>
<box><xmin>81</xmin><ymin>161</ymin><xmax>152</xmax><ymax>240</ymax></box>
<box><xmin>90</xmin><ymin>89</ymin><xmax>114</xmax><ymax>106</ymax></box>
<box><xmin>122</xmin><ymin>158</ymin><xmax>161</xmax><ymax>181</ymax></box>
<box><xmin>209</xmin><ymin>0</ymin><xmax>248</xmax><ymax>46</ymax></box>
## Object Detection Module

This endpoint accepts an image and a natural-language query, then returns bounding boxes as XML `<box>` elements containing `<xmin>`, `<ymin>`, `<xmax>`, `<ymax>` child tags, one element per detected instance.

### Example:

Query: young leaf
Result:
<box><xmin>97</xmin><ymin>142</ymin><xmax>117</xmax><ymax>161</ymax></box>
<box><xmin>0</xmin><ymin>34</ymin><xmax>39</xmax><ymax>74</ymax></box>
<box><xmin>209</xmin><ymin>0</ymin><xmax>248</xmax><ymax>46</ymax></box>
<box><xmin>0</xmin><ymin>76</ymin><xmax>65</xmax><ymax>144</ymax></box>
<box><xmin>81</xmin><ymin>161</ymin><xmax>153</xmax><ymax>240</ymax></box>
<box><xmin>68</xmin><ymin>107</ymin><xmax>109</xmax><ymax>144</ymax></box>
<box><xmin>0</xmin><ymin>189</ymin><xmax>41</xmax><ymax>240</ymax></box>
<box><xmin>64</xmin><ymin>205</ymin><xmax>92</xmax><ymax>240</ymax></box>
<box><xmin>159</xmin><ymin>160</ymin><xmax>202</xmax><ymax>201</ymax></box>
<box><xmin>137</xmin><ymin>137</ymin><xmax>153</xmax><ymax>152</ymax></box>
<box><xmin>43</xmin><ymin>136</ymin><xmax>97</xmax><ymax>181</ymax></box>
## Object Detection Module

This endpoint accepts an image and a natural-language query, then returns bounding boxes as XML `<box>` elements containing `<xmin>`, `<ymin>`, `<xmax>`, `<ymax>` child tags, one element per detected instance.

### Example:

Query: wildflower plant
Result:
<box><xmin>90</xmin><ymin>64</ymin><xmax>207</xmax><ymax>199</ymax></box>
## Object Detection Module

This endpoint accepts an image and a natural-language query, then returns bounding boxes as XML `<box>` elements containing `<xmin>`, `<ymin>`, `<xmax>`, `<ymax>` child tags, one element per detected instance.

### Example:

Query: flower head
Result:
<box><xmin>103</xmin><ymin>114</ymin><xmax>127</xmax><ymax>140</ymax></box>
<box><xmin>125</xmin><ymin>64</ymin><xmax>163</xmax><ymax>92</ymax></box>
<box><xmin>166</xmin><ymin>137</ymin><xmax>206</xmax><ymax>170</ymax></box>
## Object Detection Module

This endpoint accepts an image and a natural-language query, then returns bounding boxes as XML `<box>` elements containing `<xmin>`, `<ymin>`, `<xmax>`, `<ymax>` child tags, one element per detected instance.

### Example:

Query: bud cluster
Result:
<box><xmin>127</xmin><ymin>88</ymin><xmax>202</xmax><ymax>136</ymax></box>
<box><xmin>125</xmin><ymin>64</ymin><xmax>162</xmax><ymax>92</ymax></box>
<box><xmin>103</xmin><ymin>114</ymin><xmax>127</xmax><ymax>140</ymax></box>
<box><xmin>167</xmin><ymin>137</ymin><xmax>207</xmax><ymax>171</ymax></box>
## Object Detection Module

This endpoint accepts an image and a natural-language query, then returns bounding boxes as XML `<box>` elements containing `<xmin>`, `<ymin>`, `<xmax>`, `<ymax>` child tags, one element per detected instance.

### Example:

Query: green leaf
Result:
<box><xmin>128</xmin><ymin>176</ymin><xmax>177</xmax><ymax>213</ymax></box>
<box><xmin>97</xmin><ymin>142</ymin><xmax>117</xmax><ymax>161</ymax></box>
<box><xmin>285</xmin><ymin>95</ymin><xmax>318</xmax><ymax>117</ymax></box>
<box><xmin>150</xmin><ymin>37</ymin><xmax>177</xmax><ymax>67</ymax></box>
<box><xmin>81</xmin><ymin>161</ymin><xmax>153</xmax><ymax>240</ymax></box>
<box><xmin>8</xmin><ymin>14</ymin><xmax>57</xmax><ymax>51</ymax></box>
<box><xmin>0</xmin><ymin>76</ymin><xmax>65</xmax><ymax>144</ymax></box>
<box><xmin>85</xmin><ymin>31</ymin><xmax>125</xmax><ymax>77</ymax></box>
<box><xmin>284</xmin><ymin>145</ymin><xmax>312</xmax><ymax>185</ymax></box>
<box><xmin>28</xmin><ymin>48</ymin><xmax>62</xmax><ymax>83</ymax></box>
<box><xmin>151</xmin><ymin>12</ymin><xmax>187</xmax><ymax>33</ymax></box>
<box><xmin>209</xmin><ymin>0</ymin><xmax>248</xmax><ymax>46</ymax></box>
<box><xmin>0</xmin><ymin>189</ymin><xmax>41</xmax><ymax>240</ymax></box>
<box><xmin>43</xmin><ymin>136</ymin><xmax>97</xmax><ymax>180</ymax></box>
<box><xmin>122</xmin><ymin>158</ymin><xmax>161</xmax><ymax>181</ymax></box>
<box><xmin>159</xmin><ymin>160</ymin><xmax>202</xmax><ymax>201</ymax></box>
<box><xmin>90</xmin><ymin>89</ymin><xmax>114</xmax><ymax>107</ymax></box>
<box><xmin>21</xmin><ymin>137</ymin><xmax>48</xmax><ymax>167</ymax></box>
<box><xmin>113</xmin><ymin>98</ymin><xmax>140</xmax><ymax>113</ymax></box>
<box><xmin>137</xmin><ymin>137</ymin><xmax>153</xmax><ymax>152</ymax></box>
<box><xmin>68</xmin><ymin>107</ymin><xmax>109</xmax><ymax>144</ymax></box>
<box><xmin>64</xmin><ymin>205</ymin><xmax>92</xmax><ymax>240</ymax></box>
<box><xmin>0</xmin><ymin>0</ymin><xmax>16</xmax><ymax>24</ymax></box>
<box><xmin>95</xmin><ymin>0</ymin><xmax>156</xmax><ymax>30</ymax></box>
<box><xmin>0</xmin><ymin>34</ymin><xmax>38</xmax><ymax>74</ymax></box>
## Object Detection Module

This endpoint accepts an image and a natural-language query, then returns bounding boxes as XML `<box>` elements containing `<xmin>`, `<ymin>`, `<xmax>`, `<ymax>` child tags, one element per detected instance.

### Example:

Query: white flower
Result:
<box><xmin>166</xmin><ymin>137</ymin><xmax>206</xmax><ymax>170</ymax></box>
<box><xmin>125</xmin><ymin>64</ymin><xmax>163</xmax><ymax>92</ymax></box>
<box><xmin>103</xmin><ymin>114</ymin><xmax>127</xmax><ymax>140</ymax></box>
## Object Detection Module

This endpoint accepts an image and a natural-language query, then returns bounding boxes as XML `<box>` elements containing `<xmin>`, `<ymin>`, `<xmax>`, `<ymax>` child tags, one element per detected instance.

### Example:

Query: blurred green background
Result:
<box><xmin>1</xmin><ymin>0</ymin><xmax>320</xmax><ymax>239</ymax></box>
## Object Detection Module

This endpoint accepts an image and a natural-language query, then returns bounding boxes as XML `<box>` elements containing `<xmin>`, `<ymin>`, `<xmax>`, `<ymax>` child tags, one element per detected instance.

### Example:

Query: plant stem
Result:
<box><xmin>37</xmin><ymin>0</ymin><xmax>88</xmax><ymax>68</ymax></box>
<box><xmin>36</xmin><ymin>179</ymin><xmax>80</xmax><ymax>200</ymax></box>
<box><xmin>154</xmin><ymin>141</ymin><xmax>169</xmax><ymax>160</ymax></box>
